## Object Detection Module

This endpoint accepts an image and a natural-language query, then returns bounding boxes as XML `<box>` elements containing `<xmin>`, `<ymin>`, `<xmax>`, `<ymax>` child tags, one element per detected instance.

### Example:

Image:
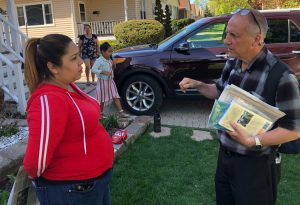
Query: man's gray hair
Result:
<box><xmin>249</xmin><ymin>9</ymin><xmax>268</xmax><ymax>39</ymax></box>
<box><xmin>233</xmin><ymin>9</ymin><xmax>268</xmax><ymax>43</ymax></box>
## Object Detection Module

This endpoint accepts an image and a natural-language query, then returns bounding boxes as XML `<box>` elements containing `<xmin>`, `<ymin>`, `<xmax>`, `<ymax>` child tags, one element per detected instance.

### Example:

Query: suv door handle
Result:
<box><xmin>216</xmin><ymin>54</ymin><xmax>227</xmax><ymax>58</ymax></box>
<box><xmin>292</xmin><ymin>50</ymin><xmax>300</xmax><ymax>54</ymax></box>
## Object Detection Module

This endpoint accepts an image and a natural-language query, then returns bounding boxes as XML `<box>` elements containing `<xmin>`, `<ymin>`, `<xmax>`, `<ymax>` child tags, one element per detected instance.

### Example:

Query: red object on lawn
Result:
<box><xmin>112</xmin><ymin>129</ymin><xmax>128</xmax><ymax>144</ymax></box>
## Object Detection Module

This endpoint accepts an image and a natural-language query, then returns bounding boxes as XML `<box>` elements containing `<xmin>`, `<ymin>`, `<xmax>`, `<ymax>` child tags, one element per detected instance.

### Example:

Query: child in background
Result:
<box><xmin>92</xmin><ymin>42</ymin><xmax>129</xmax><ymax>118</ymax></box>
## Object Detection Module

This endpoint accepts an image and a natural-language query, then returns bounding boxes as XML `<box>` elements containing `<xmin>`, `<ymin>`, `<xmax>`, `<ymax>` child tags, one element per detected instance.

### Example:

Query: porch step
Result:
<box><xmin>1</xmin><ymin>52</ymin><xmax>22</xmax><ymax>64</ymax></box>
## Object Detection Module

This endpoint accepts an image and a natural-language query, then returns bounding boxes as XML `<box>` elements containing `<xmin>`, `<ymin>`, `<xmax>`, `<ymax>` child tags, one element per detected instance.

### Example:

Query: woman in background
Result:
<box><xmin>78</xmin><ymin>24</ymin><xmax>99</xmax><ymax>85</ymax></box>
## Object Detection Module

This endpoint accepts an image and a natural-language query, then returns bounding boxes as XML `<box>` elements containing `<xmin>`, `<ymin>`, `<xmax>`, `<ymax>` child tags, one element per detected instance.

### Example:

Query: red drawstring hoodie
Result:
<box><xmin>23</xmin><ymin>83</ymin><xmax>114</xmax><ymax>180</ymax></box>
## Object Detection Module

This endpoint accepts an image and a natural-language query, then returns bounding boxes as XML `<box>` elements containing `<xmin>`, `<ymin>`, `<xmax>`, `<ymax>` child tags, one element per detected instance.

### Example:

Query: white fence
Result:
<box><xmin>77</xmin><ymin>20</ymin><xmax>123</xmax><ymax>36</ymax></box>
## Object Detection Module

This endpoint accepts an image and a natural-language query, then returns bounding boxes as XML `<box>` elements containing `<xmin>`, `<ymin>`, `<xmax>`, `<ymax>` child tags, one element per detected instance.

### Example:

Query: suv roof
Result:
<box><xmin>259</xmin><ymin>9</ymin><xmax>300</xmax><ymax>13</ymax></box>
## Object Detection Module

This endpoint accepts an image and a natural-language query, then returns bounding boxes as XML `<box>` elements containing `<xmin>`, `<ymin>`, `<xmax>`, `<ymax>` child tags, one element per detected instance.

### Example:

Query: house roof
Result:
<box><xmin>179</xmin><ymin>0</ymin><xmax>191</xmax><ymax>9</ymax></box>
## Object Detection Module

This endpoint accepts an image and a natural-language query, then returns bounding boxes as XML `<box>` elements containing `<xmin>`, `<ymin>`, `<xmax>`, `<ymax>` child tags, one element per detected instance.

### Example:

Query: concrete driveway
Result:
<box><xmin>101</xmin><ymin>96</ymin><xmax>214</xmax><ymax>129</ymax></box>
<box><xmin>77</xmin><ymin>74</ymin><xmax>214</xmax><ymax>129</ymax></box>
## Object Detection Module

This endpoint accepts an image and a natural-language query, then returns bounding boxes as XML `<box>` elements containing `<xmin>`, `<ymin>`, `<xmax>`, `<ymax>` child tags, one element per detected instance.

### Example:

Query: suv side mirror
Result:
<box><xmin>175</xmin><ymin>42</ymin><xmax>189</xmax><ymax>52</ymax></box>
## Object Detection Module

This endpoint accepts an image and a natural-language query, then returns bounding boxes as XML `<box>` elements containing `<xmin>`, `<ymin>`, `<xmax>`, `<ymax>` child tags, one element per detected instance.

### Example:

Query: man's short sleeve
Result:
<box><xmin>276</xmin><ymin>72</ymin><xmax>300</xmax><ymax>132</ymax></box>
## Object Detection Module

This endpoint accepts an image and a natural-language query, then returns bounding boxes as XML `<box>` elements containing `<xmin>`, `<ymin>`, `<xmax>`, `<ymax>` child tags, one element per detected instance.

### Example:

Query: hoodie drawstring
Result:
<box><xmin>66</xmin><ymin>92</ymin><xmax>87</xmax><ymax>155</ymax></box>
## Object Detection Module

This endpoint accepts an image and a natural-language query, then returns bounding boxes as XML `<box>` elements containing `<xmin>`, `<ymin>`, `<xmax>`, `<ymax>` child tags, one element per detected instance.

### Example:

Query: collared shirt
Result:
<box><xmin>91</xmin><ymin>55</ymin><xmax>113</xmax><ymax>80</ymax></box>
<box><xmin>215</xmin><ymin>47</ymin><xmax>300</xmax><ymax>155</ymax></box>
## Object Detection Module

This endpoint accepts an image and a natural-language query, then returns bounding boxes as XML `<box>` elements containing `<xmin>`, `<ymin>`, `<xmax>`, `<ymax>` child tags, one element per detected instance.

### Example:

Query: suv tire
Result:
<box><xmin>121</xmin><ymin>75</ymin><xmax>163</xmax><ymax>115</ymax></box>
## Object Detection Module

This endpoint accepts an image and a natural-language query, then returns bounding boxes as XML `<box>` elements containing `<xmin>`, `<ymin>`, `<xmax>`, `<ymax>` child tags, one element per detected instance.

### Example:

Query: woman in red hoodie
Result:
<box><xmin>23</xmin><ymin>34</ymin><xmax>114</xmax><ymax>205</ymax></box>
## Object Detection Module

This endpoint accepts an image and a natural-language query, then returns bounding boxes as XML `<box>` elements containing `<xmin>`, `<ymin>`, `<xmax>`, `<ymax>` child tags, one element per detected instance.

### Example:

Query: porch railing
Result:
<box><xmin>0</xmin><ymin>13</ymin><xmax>28</xmax><ymax>115</ymax></box>
<box><xmin>77</xmin><ymin>20</ymin><xmax>123</xmax><ymax>36</ymax></box>
<box><xmin>0</xmin><ymin>13</ymin><xmax>27</xmax><ymax>56</ymax></box>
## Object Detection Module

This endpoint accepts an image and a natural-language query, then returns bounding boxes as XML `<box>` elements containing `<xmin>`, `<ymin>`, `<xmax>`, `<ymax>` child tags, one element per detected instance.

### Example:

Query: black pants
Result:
<box><xmin>215</xmin><ymin>146</ymin><xmax>280</xmax><ymax>205</ymax></box>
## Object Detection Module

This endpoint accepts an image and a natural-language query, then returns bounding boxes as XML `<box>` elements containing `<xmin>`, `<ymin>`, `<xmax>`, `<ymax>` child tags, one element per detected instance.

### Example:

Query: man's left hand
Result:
<box><xmin>227</xmin><ymin>122</ymin><xmax>255</xmax><ymax>148</ymax></box>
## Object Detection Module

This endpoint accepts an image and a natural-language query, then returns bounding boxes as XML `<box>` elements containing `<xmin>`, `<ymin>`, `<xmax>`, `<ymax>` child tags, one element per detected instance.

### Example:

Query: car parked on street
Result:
<box><xmin>112</xmin><ymin>9</ymin><xmax>300</xmax><ymax>115</ymax></box>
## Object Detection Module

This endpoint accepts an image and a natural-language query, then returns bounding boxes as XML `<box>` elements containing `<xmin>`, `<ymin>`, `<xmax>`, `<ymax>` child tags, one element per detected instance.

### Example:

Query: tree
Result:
<box><xmin>207</xmin><ymin>0</ymin><xmax>300</xmax><ymax>16</ymax></box>
<box><xmin>207</xmin><ymin>0</ymin><xmax>250</xmax><ymax>16</ymax></box>
<box><xmin>164</xmin><ymin>5</ymin><xmax>172</xmax><ymax>37</ymax></box>
<box><xmin>247</xmin><ymin>0</ymin><xmax>263</xmax><ymax>9</ymax></box>
<box><xmin>154</xmin><ymin>0</ymin><xmax>164</xmax><ymax>24</ymax></box>
<box><xmin>204</xmin><ymin>5</ymin><xmax>213</xmax><ymax>17</ymax></box>
<box><xmin>282</xmin><ymin>0</ymin><xmax>300</xmax><ymax>8</ymax></box>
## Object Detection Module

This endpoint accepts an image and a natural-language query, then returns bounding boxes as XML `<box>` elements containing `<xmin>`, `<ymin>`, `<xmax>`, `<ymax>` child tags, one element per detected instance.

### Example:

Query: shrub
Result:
<box><xmin>171</xmin><ymin>18</ymin><xmax>195</xmax><ymax>33</ymax></box>
<box><xmin>114</xmin><ymin>20</ymin><xmax>165</xmax><ymax>47</ymax></box>
<box><xmin>97</xmin><ymin>39</ymin><xmax>125</xmax><ymax>51</ymax></box>
<box><xmin>100</xmin><ymin>115</ymin><xmax>118</xmax><ymax>130</ymax></box>
<box><xmin>164</xmin><ymin>5</ymin><xmax>172</xmax><ymax>37</ymax></box>
<box><xmin>0</xmin><ymin>115</ymin><xmax>19</xmax><ymax>137</ymax></box>
<box><xmin>154</xmin><ymin>0</ymin><xmax>164</xmax><ymax>24</ymax></box>
<box><xmin>0</xmin><ymin>124</ymin><xmax>19</xmax><ymax>137</ymax></box>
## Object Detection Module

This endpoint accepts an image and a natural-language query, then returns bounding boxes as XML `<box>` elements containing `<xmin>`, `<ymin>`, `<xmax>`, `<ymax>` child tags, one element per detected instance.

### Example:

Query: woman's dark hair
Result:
<box><xmin>24</xmin><ymin>34</ymin><xmax>72</xmax><ymax>93</ymax></box>
<box><xmin>100</xmin><ymin>42</ymin><xmax>111</xmax><ymax>53</ymax></box>
<box><xmin>84</xmin><ymin>24</ymin><xmax>91</xmax><ymax>29</ymax></box>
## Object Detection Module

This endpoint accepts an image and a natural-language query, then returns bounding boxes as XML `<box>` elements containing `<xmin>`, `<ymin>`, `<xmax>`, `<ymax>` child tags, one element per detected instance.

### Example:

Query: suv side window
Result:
<box><xmin>265</xmin><ymin>19</ymin><xmax>288</xmax><ymax>43</ymax></box>
<box><xmin>187</xmin><ymin>22</ymin><xmax>226</xmax><ymax>48</ymax></box>
<box><xmin>291</xmin><ymin>21</ymin><xmax>300</xmax><ymax>42</ymax></box>
<box><xmin>265</xmin><ymin>19</ymin><xmax>300</xmax><ymax>43</ymax></box>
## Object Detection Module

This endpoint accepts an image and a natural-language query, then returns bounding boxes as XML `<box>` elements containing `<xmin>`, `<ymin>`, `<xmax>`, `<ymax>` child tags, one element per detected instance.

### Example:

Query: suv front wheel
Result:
<box><xmin>121</xmin><ymin>75</ymin><xmax>163</xmax><ymax>115</ymax></box>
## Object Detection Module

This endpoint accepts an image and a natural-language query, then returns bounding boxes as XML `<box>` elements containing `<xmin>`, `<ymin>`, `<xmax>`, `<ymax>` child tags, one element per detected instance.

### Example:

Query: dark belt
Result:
<box><xmin>220</xmin><ymin>145</ymin><xmax>272</xmax><ymax>158</ymax></box>
<box><xmin>221</xmin><ymin>146</ymin><xmax>241</xmax><ymax>157</ymax></box>
<box><xmin>35</xmin><ymin>168</ymin><xmax>112</xmax><ymax>185</ymax></box>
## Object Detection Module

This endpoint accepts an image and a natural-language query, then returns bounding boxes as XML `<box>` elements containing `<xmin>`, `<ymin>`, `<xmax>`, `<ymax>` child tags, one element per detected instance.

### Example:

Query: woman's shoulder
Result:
<box><xmin>79</xmin><ymin>35</ymin><xmax>85</xmax><ymax>41</ymax></box>
<box><xmin>92</xmin><ymin>34</ymin><xmax>97</xmax><ymax>39</ymax></box>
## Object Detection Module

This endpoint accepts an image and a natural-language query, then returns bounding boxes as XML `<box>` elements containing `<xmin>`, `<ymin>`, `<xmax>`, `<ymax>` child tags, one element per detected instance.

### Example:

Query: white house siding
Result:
<box><xmin>0</xmin><ymin>0</ymin><xmax>76</xmax><ymax>41</ymax></box>
<box><xmin>136</xmin><ymin>0</ymin><xmax>179</xmax><ymax>20</ymax></box>
<box><xmin>161</xmin><ymin>0</ymin><xmax>179</xmax><ymax>19</ymax></box>
<box><xmin>87</xmin><ymin>0</ymin><xmax>137</xmax><ymax>22</ymax></box>
<box><xmin>17</xmin><ymin>0</ymin><xmax>75</xmax><ymax>40</ymax></box>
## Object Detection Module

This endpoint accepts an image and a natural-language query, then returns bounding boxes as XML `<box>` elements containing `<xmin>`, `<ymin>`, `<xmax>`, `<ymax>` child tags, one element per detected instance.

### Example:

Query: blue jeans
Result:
<box><xmin>33</xmin><ymin>169</ymin><xmax>112</xmax><ymax>205</ymax></box>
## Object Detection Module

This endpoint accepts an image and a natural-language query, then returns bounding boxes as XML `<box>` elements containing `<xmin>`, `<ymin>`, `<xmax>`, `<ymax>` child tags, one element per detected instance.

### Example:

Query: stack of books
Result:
<box><xmin>208</xmin><ymin>84</ymin><xmax>285</xmax><ymax>135</ymax></box>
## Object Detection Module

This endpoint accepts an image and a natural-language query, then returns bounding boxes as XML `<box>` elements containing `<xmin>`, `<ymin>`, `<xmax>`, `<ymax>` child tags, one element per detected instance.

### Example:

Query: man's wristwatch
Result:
<box><xmin>254</xmin><ymin>136</ymin><xmax>262</xmax><ymax>149</ymax></box>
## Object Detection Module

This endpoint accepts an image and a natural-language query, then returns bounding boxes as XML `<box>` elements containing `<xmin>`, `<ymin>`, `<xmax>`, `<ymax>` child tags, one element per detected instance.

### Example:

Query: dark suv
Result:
<box><xmin>112</xmin><ymin>9</ymin><xmax>300</xmax><ymax>115</ymax></box>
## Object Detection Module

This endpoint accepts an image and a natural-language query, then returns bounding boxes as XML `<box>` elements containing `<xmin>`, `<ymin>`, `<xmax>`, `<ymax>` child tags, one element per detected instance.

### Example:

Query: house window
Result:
<box><xmin>79</xmin><ymin>2</ymin><xmax>86</xmax><ymax>22</ymax></box>
<box><xmin>17</xmin><ymin>3</ymin><xmax>53</xmax><ymax>26</ymax></box>
<box><xmin>140</xmin><ymin>0</ymin><xmax>146</xmax><ymax>19</ymax></box>
<box><xmin>17</xmin><ymin>7</ymin><xmax>25</xmax><ymax>26</ymax></box>
<box><xmin>168</xmin><ymin>5</ymin><xmax>172</xmax><ymax>15</ymax></box>
<box><xmin>152</xmin><ymin>3</ymin><xmax>155</xmax><ymax>15</ymax></box>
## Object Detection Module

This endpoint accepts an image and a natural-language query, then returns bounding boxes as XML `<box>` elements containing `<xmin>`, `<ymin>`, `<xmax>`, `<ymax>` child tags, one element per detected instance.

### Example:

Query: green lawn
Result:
<box><xmin>111</xmin><ymin>126</ymin><xmax>300</xmax><ymax>205</ymax></box>
<box><xmin>1</xmin><ymin>126</ymin><xmax>299</xmax><ymax>204</ymax></box>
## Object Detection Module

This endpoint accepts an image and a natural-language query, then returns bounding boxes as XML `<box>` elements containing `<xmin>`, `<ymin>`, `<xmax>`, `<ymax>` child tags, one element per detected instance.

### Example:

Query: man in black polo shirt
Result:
<box><xmin>179</xmin><ymin>9</ymin><xmax>300</xmax><ymax>205</ymax></box>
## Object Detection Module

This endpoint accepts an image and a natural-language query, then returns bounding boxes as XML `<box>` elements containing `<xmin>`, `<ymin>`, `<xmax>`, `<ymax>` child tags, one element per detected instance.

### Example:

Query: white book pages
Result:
<box><xmin>219</xmin><ymin>84</ymin><xmax>285</xmax><ymax>123</ymax></box>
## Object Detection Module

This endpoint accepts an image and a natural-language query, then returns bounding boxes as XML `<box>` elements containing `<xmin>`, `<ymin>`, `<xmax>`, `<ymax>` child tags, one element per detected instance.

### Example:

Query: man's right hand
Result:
<box><xmin>179</xmin><ymin>78</ymin><xmax>203</xmax><ymax>93</ymax></box>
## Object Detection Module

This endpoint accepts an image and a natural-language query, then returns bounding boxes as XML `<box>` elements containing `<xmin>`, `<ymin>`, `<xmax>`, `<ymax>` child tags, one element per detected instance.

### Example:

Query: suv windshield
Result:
<box><xmin>158</xmin><ymin>18</ymin><xmax>211</xmax><ymax>48</ymax></box>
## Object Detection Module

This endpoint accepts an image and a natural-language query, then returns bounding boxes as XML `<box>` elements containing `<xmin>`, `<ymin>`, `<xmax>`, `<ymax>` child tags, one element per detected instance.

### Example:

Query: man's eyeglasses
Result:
<box><xmin>232</xmin><ymin>9</ymin><xmax>261</xmax><ymax>34</ymax></box>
